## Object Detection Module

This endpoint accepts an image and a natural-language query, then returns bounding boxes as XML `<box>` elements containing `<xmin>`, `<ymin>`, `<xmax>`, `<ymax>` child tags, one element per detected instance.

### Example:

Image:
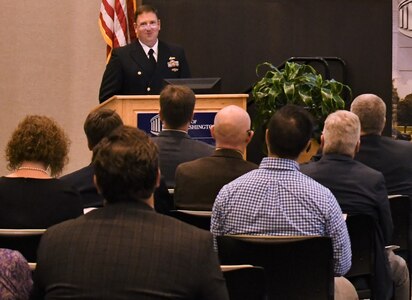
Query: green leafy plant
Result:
<box><xmin>252</xmin><ymin>61</ymin><xmax>351</xmax><ymax>139</ymax></box>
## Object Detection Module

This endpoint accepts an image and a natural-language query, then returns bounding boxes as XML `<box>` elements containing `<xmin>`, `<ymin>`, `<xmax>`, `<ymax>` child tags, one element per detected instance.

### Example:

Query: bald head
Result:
<box><xmin>350</xmin><ymin>93</ymin><xmax>386</xmax><ymax>135</ymax></box>
<box><xmin>211</xmin><ymin>105</ymin><xmax>253</xmax><ymax>152</ymax></box>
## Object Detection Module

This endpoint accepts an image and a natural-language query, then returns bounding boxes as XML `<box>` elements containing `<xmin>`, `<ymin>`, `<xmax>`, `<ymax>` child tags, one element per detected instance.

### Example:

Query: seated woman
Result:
<box><xmin>0</xmin><ymin>248</ymin><xmax>32</xmax><ymax>300</ymax></box>
<box><xmin>0</xmin><ymin>115</ymin><xmax>83</xmax><ymax>229</ymax></box>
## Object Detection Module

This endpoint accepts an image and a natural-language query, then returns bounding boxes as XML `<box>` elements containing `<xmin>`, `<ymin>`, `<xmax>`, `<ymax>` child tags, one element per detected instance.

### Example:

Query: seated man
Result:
<box><xmin>300</xmin><ymin>110</ymin><xmax>410</xmax><ymax>300</ymax></box>
<box><xmin>211</xmin><ymin>105</ymin><xmax>356</xmax><ymax>299</ymax></box>
<box><xmin>31</xmin><ymin>126</ymin><xmax>229</xmax><ymax>299</ymax></box>
<box><xmin>61</xmin><ymin>108</ymin><xmax>123</xmax><ymax>208</ymax></box>
<box><xmin>61</xmin><ymin>108</ymin><xmax>172</xmax><ymax>213</ymax></box>
<box><xmin>351</xmin><ymin>93</ymin><xmax>412</xmax><ymax>196</ymax></box>
<box><xmin>152</xmin><ymin>85</ymin><xmax>214</xmax><ymax>188</ymax></box>
<box><xmin>174</xmin><ymin>105</ymin><xmax>258</xmax><ymax>210</ymax></box>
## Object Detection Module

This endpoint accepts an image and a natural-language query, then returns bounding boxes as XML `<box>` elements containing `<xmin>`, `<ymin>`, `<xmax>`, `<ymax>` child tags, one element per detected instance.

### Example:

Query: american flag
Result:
<box><xmin>99</xmin><ymin>0</ymin><xmax>137</xmax><ymax>61</ymax></box>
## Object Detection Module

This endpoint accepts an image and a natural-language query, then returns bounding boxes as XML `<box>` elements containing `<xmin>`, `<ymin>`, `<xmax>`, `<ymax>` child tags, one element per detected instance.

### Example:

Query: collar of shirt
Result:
<box><xmin>214</xmin><ymin>148</ymin><xmax>244</xmax><ymax>159</ymax></box>
<box><xmin>259</xmin><ymin>157</ymin><xmax>300</xmax><ymax>171</ymax></box>
<box><xmin>139</xmin><ymin>40</ymin><xmax>159</xmax><ymax>61</ymax></box>
<box><xmin>161</xmin><ymin>128</ymin><xmax>188</xmax><ymax>134</ymax></box>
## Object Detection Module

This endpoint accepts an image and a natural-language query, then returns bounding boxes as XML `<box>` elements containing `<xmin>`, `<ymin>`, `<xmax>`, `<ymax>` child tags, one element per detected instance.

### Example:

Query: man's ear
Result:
<box><xmin>210</xmin><ymin>125</ymin><xmax>215</xmax><ymax>139</ymax></box>
<box><xmin>305</xmin><ymin>140</ymin><xmax>312</xmax><ymax>153</ymax></box>
<box><xmin>93</xmin><ymin>175</ymin><xmax>102</xmax><ymax>195</ymax></box>
<box><xmin>355</xmin><ymin>139</ymin><xmax>360</xmax><ymax>154</ymax></box>
<box><xmin>265</xmin><ymin>129</ymin><xmax>270</xmax><ymax>154</ymax></box>
<box><xmin>320</xmin><ymin>134</ymin><xmax>325</xmax><ymax>148</ymax></box>
<box><xmin>156</xmin><ymin>168</ymin><xmax>161</xmax><ymax>188</ymax></box>
<box><xmin>246</xmin><ymin>130</ymin><xmax>254</xmax><ymax>144</ymax></box>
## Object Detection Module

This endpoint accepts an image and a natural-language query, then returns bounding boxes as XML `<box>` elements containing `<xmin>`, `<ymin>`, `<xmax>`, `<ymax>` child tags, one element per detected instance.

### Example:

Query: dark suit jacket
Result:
<box><xmin>152</xmin><ymin>130</ymin><xmax>214</xmax><ymax>188</ymax></box>
<box><xmin>61</xmin><ymin>165</ymin><xmax>175</xmax><ymax>214</ymax></box>
<box><xmin>99</xmin><ymin>40</ymin><xmax>191</xmax><ymax>103</ymax></box>
<box><xmin>355</xmin><ymin>134</ymin><xmax>412</xmax><ymax>196</ymax></box>
<box><xmin>30</xmin><ymin>201</ymin><xmax>229</xmax><ymax>300</ymax></box>
<box><xmin>60</xmin><ymin>165</ymin><xmax>104</xmax><ymax>208</ymax></box>
<box><xmin>174</xmin><ymin>149</ymin><xmax>258</xmax><ymax>210</ymax></box>
<box><xmin>300</xmin><ymin>154</ymin><xmax>393</xmax><ymax>300</ymax></box>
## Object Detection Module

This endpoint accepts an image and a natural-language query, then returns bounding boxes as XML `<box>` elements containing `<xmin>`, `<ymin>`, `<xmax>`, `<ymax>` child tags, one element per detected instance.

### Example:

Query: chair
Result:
<box><xmin>221</xmin><ymin>265</ymin><xmax>266</xmax><ymax>300</ymax></box>
<box><xmin>217</xmin><ymin>235</ymin><xmax>334</xmax><ymax>300</ymax></box>
<box><xmin>169</xmin><ymin>210</ymin><xmax>211</xmax><ymax>230</ymax></box>
<box><xmin>388</xmin><ymin>195</ymin><xmax>411</xmax><ymax>265</ymax></box>
<box><xmin>0</xmin><ymin>229</ymin><xmax>46</xmax><ymax>263</ymax></box>
<box><xmin>344</xmin><ymin>214</ymin><xmax>377</xmax><ymax>299</ymax></box>
<box><xmin>389</xmin><ymin>194</ymin><xmax>412</xmax><ymax>299</ymax></box>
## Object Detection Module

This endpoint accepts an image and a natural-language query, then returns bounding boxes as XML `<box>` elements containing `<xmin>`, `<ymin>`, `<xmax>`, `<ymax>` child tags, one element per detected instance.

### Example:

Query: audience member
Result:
<box><xmin>351</xmin><ymin>93</ymin><xmax>412</xmax><ymax>196</ymax></box>
<box><xmin>174</xmin><ymin>105</ymin><xmax>257</xmax><ymax>210</ymax></box>
<box><xmin>61</xmin><ymin>108</ymin><xmax>123</xmax><ymax>208</ymax></box>
<box><xmin>300</xmin><ymin>110</ymin><xmax>409</xmax><ymax>300</ymax></box>
<box><xmin>152</xmin><ymin>85</ymin><xmax>214</xmax><ymax>188</ymax></box>
<box><xmin>0</xmin><ymin>115</ymin><xmax>82</xmax><ymax>228</ymax></box>
<box><xmin>211</xmin><ymin>105</ymin><xmax>356</xmax><ymax>299</ymax></box>
<box><xmin>0</xmin><ymin>248</ymin><xmax>32</xmax><ymax>300</ymax></box>
<box><xmin>31</xmin><ymin>126</ymin><xmax>229</xmax><ymax>299</ymax></box>
<box><xmin>99</xmin><ymin>4</ymin><xmax>191</xmax><ymax>103</ymax></box>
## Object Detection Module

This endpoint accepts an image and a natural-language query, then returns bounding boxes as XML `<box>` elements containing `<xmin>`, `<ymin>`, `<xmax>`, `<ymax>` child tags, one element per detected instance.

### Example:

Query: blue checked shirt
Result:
<box><xmin>211</xmin><ymin>157</ymin><xmax>352</xmax><ymax>276</ymax></box>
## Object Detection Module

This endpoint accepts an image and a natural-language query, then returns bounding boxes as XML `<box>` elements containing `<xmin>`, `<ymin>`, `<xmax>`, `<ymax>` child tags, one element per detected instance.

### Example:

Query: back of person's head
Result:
<box><xmin>159</xmin><ymin>85</ymin><xmax>195</xmax><ymax>129</ymax></box>
<box><xmin>322</xmin><ymin>110</ymin><xmax>360</xmax><ymax>157</ymax></box>
<box><xmin>212</xmin><ymin>105</ymin><xmax>253</xmax><ymax>150</ymax></box>
<box><xmin>266</xmin><ymin>105</ymin><xmax>313</xmax><ymax>159</ymax></box>
<box><xmin>135</xmin><ymin>4</ymin><xmax>159</xmax><ymax>21</ymax></box>
<box><xmin>84</xmin><ymin>108</ymin><xmax>123</xmax><ymax>150</ymax></box>
<box><xmin>93</xmin><ymin>126</ymin><xmax>159</xmax><ymax>203</ymax></box>
<box><xmin>6</xmin><ymin>115</ymin><xmax>70</xmax><ymax>177</ymax></box>
<box><xmin>350</xmin><ymin>93</ymin><xmax>386</xmax><ymax>135</ymax></box>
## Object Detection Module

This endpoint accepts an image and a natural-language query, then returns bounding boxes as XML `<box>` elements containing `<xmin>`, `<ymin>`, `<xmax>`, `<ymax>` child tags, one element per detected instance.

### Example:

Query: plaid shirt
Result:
<box><xmin>211</xmin><ymin>157</ymin><xmax>352</xmax><ymax>276</ymax></box>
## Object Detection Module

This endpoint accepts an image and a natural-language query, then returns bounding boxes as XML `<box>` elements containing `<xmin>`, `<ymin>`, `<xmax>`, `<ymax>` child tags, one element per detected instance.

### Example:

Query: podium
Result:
<box><xmin>96</xmin><ymin>94</ymin><xmax>248</xmax><ymax>127</ymax></box>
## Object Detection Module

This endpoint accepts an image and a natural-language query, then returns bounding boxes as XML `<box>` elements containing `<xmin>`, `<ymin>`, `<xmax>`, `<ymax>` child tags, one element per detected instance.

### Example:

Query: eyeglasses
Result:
<box><xmin>137</xmin><ymin>21</ymin><xmax>159</xmax><ymax>30</ymax></box>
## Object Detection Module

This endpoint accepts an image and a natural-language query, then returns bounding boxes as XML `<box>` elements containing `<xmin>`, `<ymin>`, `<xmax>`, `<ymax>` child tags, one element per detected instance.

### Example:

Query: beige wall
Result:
<box><xmin>0</xmin><ymin>1</ymin><xmax>106</xmax><ymax>175</ymax></box>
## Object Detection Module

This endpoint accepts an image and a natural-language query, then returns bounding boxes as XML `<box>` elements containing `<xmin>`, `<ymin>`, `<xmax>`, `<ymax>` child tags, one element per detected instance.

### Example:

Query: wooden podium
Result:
<box><xmin>95</xmin><ymin>94</ymin><xmax>248</xmax><ymax>127</ymax></box>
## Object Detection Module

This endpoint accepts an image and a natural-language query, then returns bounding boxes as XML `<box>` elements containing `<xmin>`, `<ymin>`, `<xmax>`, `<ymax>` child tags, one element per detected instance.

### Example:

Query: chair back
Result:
<box><xmin>345</xmin><ymin>214</ymin><xmax>376</xmax><ymax>298</ymax></box>
<box><xmin>169</xmin><ymin>210</ymin><xmax>211</xmax><ymax>230</ymax></box>
<box><xmin>221</xmin><ymin>265</ymin><xmax>266</xmax><ymax>300</ymax></box>
<box><xmin>0</xmin><ymin>229</ymin><xmax>46</xmax><ymax>263</ymax></box>
<box><xmin>388</xmin><ymin>195</ymin><xmax>411</xmax><ymax>261</ymax></box>
<box><xmin>217</xmin><ymin>235</ymin><xmax>334</xmax><ymax>300</ymax></box>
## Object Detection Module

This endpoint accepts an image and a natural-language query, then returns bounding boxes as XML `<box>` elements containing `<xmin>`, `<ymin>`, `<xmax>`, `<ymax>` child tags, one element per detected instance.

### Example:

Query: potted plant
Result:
<box><xmin>251</xmin><ymin>61</ymin><xmax>352</xmax><ymax>141</ymax></box>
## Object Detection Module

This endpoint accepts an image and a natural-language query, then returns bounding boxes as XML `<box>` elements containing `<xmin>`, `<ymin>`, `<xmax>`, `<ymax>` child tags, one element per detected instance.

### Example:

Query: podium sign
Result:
<box><xmin>95</xmin><ymin>94</ymin><xmax>248</xmax><ymax>146</ymax></box>
<box><xmin>137</xmin><ymin>112</ymin><xmax>217</xmax><ymax>145</ymax></box>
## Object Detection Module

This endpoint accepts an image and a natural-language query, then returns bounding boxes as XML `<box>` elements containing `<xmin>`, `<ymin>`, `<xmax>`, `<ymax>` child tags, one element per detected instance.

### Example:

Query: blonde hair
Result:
<box><xmin>323</xmin><ymin>110</ymin><xmax>360</xmax><ymax>156</ymax></box>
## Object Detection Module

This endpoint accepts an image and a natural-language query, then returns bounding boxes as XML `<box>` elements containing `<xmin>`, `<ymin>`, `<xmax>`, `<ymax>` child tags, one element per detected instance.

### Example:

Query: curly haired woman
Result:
<box><xmin>0</xmin><ymin>115</ymin><xmax>83</xmax><ymax>228</ymax></box>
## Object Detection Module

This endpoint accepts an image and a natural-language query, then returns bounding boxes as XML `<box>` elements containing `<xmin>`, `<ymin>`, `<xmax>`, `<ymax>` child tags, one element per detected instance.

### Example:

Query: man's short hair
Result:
<box><xmin>350</xmin><ymin>94</ymin><xmax>386</xmax><ymax>135</ymax></box>
<box><xmin>159</xmin><ymin>85</ymin><xmax>195</xmax><ymax>128</ymax></box>
<box><xmin>84</xmin><ymin>109</ymin><xmax>123</xmax><ymax>150</ymax></box>
<box><xmin>267</xmin><ymin>105</ymin><xmax>313</xmax><ymax>159</ymax></box>
<box><xmin>135</xmin><ymin>4</ymin><xmax>159</xmax><ymax>21</ymax></box>
<box><xmin>323</xmin><ymin>110</ymin><xmax>360</xmax><ymax>156</ymax></box>
<box><xmin>93</xmin><ymin>126</ymin><xmax>159</xmax><ymax>203</ymax></box>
